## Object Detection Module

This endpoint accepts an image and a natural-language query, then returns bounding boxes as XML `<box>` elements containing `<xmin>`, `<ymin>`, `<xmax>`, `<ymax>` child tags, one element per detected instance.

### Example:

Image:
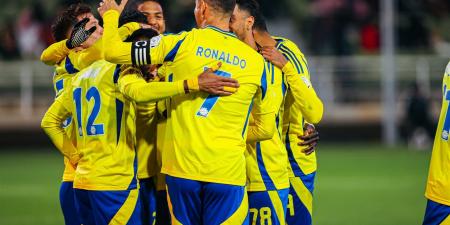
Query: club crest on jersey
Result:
<box><xmin>442</xmin><ymin>130</ymin><xmax>449</xmax><ymax>141</ymax></box>
<box><xmin>150</xmin><ymin>35</ymin><xmax>162</xmax><ymax>48</ymax></box>
<box><xmin>198</xmin><ymin>107</ymin><xmax>209</xmax><ymax>117</ymax></box>
<box><xmin>301</xmin><ymin>76</ymin><xmax>312</xmax><ymax>88</ymax></box>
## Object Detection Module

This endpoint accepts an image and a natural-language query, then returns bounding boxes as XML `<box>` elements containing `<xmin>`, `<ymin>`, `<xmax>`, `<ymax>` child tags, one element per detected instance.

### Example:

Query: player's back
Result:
<box><xmin>275</xmin><ymin>36</ymin><xmax>319</xmax><ymax>176</ymax></box>
<box><xmin>69</xmin><ymin>60</ymin><xmax>137</xmax><ymax>191</ymax></box>
<box><xmin>246</xmin><ymin>61</ymin><xmax>289</xmax><ymax>191</ymax></box>
<box><xmin>274</xmin><ymin>36</ymin><xmax>310</xmax><ymax>136</ymax></box>
<box><xmin>426</xmin><ymin>61</ymin><xmax>450</xmax><ymax>205</ymax></box>
<box><xmin>160</xmin><ymin>26</ymin><xmax>268</xmax><ymax>186</ymax></box>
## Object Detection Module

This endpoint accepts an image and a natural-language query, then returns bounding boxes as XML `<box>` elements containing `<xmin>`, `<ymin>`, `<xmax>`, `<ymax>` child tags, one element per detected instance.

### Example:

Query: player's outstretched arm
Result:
<box><xmin>119</xmin><ymin>63</ymin><xmax>239</xmax><ymax>103</ymax></box>
<box><xmin>101</xmin><ymin>10</ymin><xmax>134</xmax><ymax>64</ymax></box>
<box><xmin>73</xmin><ymin>22</ymin><xmax>141</xmax><ymax>70</ymax></box>
<box><xmin>119</xmin><ymin>65</ymin><xmax>187</xmax><ymax>103</ymax></box>
<box><xmin>283</xmin><ymin>61</ymin><xmax>323</xmax><ymax>124</ymax></box>
<box><xmin>98</xmin><ymin>0</ymin><xmax>136</xmax><ymax>65</ymax></box>
<box><xmin>261</xmin><ymin>46</ymin><xmax>323</xmax><ymax>124</ymax></box>
<box><xmin>40</xmin><ymin>40</ymin><xmax>71</xmax><ymax>65</ymax></box>
<box><xmin>41</xmin><ymin>18</ymin><xmax>98</xmax><ymax>66</ymax></box>
<box><xmin>118</xmin><ymin>22</ymin><xmax>142</xmax><ymax>40</ymax></box>
<box><xmin>247</xmin><ymin>82</ymin><xmax>276</xmax><ymax>143</ymax></box>
<box><xmin>41</xmin><ymin>90</ymin><xmax>79</xmax><ymax>165</ymax></box>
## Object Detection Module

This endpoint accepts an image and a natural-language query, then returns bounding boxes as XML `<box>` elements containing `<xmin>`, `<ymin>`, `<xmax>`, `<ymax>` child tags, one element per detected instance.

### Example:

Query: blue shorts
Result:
<box><xmin>139</xmin><ymin>178</ymin><xmax>157</xmax><ymax>225</ymax></box>
<box><xmin>60</xmin><ymin>182</ymin><xmax>81</xmax><ymax>225</ymax></box>
<box><xmin>165</xmin><ymin>175</ymin><xmax>249</xmax><ymax>225</ymax></box>
<box><xmin>248</xmin><ymin>189</ymin><xmax>289</xmax><ymax>225</ymax></box>
<box><xmin>74</xmin><ymin>188</ymin><xmax>141</xmax><ymax>225</ymax></box>
<box><xmin>423</xmin><ymin>199</ymin><xmax>450</xmax><ymax>225</ymax></box>
<box><xmin>286</xmin><ymin>173</ymin><xmax>316</xmax><ymax>225</ymax></box>
<box><xmin>156</xmin><ymin>190</ymin><xmax>171</xmax><ymax>225</ymax></box>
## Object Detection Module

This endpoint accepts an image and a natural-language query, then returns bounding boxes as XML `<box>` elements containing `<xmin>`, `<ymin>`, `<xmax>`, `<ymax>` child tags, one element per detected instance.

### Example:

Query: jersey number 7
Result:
<box><xmin>196</xmin><ymin>69</ymin><xmax>231</xmax><ymax>117</ymax></box>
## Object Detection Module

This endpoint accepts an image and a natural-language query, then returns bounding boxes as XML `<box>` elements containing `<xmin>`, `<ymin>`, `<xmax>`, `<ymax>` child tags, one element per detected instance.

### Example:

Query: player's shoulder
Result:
<box><xmin>195</xmin><ymin>26</ymin><xmax>260</xmax><ymax>55</ymax></box>
<box><xmin>72</xmin><ymin>60</ymin><xmax>114</xmax><ymax>82</ymax></box>
<box><xmin>273</xmin><ymin>36</ymin><xmax>305</xmax><ymax>56</ymax></box>
<box><xmin>163</xmin><ymin>30</ymin><xmax>190</xmax><ymax>38</ymax></box>
<box><xmin>162</xmin><ymin>29</ymin><xmax>198</xmax><ymax>43</ymax></box>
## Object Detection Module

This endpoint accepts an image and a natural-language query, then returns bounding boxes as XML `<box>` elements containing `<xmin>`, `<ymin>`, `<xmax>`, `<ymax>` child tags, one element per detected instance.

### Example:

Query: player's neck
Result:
<box><xmin>204</xmin><ymin>17</ymin><xmax>231</xmax><ymax>32</ymax></box>
<box><xmin>245</xmin><ymin>35</ymin><xmax>258</xmax><ymax>51</ymax></box>
<box><xmin>254</xmin><ymin>30</ymin><xmax>276</xmax><ymax>47</ymax></box>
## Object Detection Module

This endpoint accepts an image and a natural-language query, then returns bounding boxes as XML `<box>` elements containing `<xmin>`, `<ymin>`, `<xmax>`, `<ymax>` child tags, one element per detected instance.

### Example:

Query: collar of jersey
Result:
<box><xmin>205</xmin><ymin>25</ymin><xmax>237</xmax><ymax>38</ymax></box>
<box><xmin>274</xmin><ymin>38</ymin><xmax>284</xmax><ymax>50</ymax></box>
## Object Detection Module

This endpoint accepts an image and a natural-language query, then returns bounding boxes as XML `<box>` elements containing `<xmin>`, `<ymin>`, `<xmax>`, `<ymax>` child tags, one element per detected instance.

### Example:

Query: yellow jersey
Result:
<box><xmin>50</xmin><ymin>60</ymin><xmax>139</xmax><ymax>190</ymax></box>
<box><xmin>53</xmin><ymin>60</ymin><xmax>77</xmax><ymax>182</ymax></box>
<box><xmin>276</xmin><ymin>37</ymin><xmax>323</xmax><ymax>177</ymax></box>
<box><xmin>155</xmin><ymin>65</ymin><xmax>173</xmax><ymax>190</ymax></box>
<box><xmin>40</xmin><ymin>22</ymin><xmax>141</xmax><ymax>69</ymax></box>
<box><xmin>425</xmin><ymin>61</ymin><xmax>450</xmax><ymax>206</ymax></box>
<box><xmin>246</xmin><ymin>60</ymin><xmax>289</xmax><ymax>191</ymax></box>
<box><xmin>42</xmin><ymin>22</ymin><xmax>140</xmax><ymax>183</ymax></box>
<box><xmin>135</xmin><ymin>101</ymin><xmax>158</xmax><ymax>180</ymax></box>
<box><xmin>41</xmin><ymin>58</ymin><xmax>191</xmax><ymax>190</ymax></box>
<box><xmin>102</xmin><ymin>9</ymin><xmax>275</xmax><ymax>186</ymax></box>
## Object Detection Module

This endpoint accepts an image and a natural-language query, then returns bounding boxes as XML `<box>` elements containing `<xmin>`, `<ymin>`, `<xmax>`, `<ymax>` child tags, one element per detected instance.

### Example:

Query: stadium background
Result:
<box><xmin>0</xmin><ymin>0</ymin><xmax>448</xmax><ymax>224</ymax></box>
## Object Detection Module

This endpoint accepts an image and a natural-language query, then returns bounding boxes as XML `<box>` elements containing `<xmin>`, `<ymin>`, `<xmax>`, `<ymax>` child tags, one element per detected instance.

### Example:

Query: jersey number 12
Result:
<box><xmin>73</xmin><ymin>87</ymin><xmax>104</xmax><ymax>136</ymax></box>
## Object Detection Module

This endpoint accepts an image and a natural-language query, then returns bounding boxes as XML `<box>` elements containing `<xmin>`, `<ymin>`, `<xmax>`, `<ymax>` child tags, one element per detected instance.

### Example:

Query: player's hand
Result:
<box><xmin>198</xmin><ymin>62</ymin><xmax>240</xmax><ymax>96</ymax></box>
<box><xmin>66</xmin><ymin>18</ymin><xmax>97</xmax><ymax>49</ymax></box>
<box><xmin>75</xmin><ymin>26</ymin><xmax>102</xmax><ymax>52</ymax></box>
<box><xmin>260</xmin><ymin>46</ymin><xmax>288</xmax><ymax>69</ymax></box>
<box><xmin>98</xmin><ymin>0</ymin><xmax>128</xmax><ymax>16</ymax></box>
<box><xmin>298</xmin><ymin>123</ymin><xmax>319</xmax><ymax>155</ymax></box>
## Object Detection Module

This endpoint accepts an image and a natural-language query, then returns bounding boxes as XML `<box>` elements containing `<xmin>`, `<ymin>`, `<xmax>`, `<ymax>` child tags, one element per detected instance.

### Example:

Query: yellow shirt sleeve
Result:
<box><xmin>75</xmin><ymin>23</ymin><xmax>140</xmax><ymax>69</ymax></box>
<box><xmin>118</xmin><ymin>66</ymin><xmax>189</xmax><ymax>103</ymax></box>
<box><xmin>247</xmin><ymin>84</ymin><xmax>276</xmax><ymax>143</ymax></box>
<box><xmin>40</xmin><ymin>21</ymin><xmax>138</xmax><ymax>67</ymax></box>
<box><xmin>118</xmin><ymin>22</ymin><xmax>141</xmax><ymax>39</ymax></box>
<box><xmin>41</xmin><ymin>88</ymin><xmax>80</xmax><ymax>165</ymax></box>
<box><xmin>103</xmin><ymin>10</ymin><xmax>139</xmax><ymax>64</ymax></box>
<box><xmin>103</xmin><ymin>10</ymin><xmax>188</xmax><ymax>66</ymax></box>
<box><xmin>283</xmin><ymin>61</ymin><xmax>323</xmax><ymax>124</ymax></box>
<box><xmin>40</xmin><ymin>40</ymin><xmax>70</xmax><ymax>65</ymax></box>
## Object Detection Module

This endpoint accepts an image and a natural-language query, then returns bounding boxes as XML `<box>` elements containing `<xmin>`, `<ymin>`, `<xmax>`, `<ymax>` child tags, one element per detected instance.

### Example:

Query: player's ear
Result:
<box><xmin>200</xmin><ymin>0</ymin><xmax>208</xmax><ymax>19</ymax></box>
<box><xmin>246</xmin><ymin>16</ymin><xmax>255</xmax><ymax>32</ymax></box>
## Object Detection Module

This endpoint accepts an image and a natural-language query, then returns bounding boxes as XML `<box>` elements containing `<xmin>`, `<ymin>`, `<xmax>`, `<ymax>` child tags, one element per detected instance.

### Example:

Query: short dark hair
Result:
<box><xmin>119</xmin><ymin>9</ymin><xmax>149</xmax><ymax>27</ymax></box>
<box><xmin>131</xmin><ymin>0</ymin><xmax>166</xmax><ymax>13</ymax></box>
<box><xmin>51</xmin><ymin>15</ymin><xmax>76</xmax><ymax>41</ymax></box>
<box><xmin>141</xmin><ymin>0</ymin><xmax>162</xmax><ymax>6</ymax></box>
<box><xmin>51</xmin><ymin>3</ymin><xmax>92</xmax><ymax>42</ymax></box>
<box><xmin>205</xmin><ymin>0</ymin><xmax>236</xmax><ymax>15</ymax></box>
<box><xmin>65</xmin><ymin>3</ymin><xmax>92</xmax><ymax>21</ymax></box>
<box><xmin>236</xmin><ymin>0</ymin><xmax>267</xmax><ymax>31</ymax></box>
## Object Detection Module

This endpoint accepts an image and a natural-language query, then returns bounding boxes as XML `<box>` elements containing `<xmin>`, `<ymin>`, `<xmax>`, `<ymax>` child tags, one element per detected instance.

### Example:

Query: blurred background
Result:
<box><xmin>0</xmin><ymin>0</ymin><xmax>449</xmax><ymax>224</ymax></box>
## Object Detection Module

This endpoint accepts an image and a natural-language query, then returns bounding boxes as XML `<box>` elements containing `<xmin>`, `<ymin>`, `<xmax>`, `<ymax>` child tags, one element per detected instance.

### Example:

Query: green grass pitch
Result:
<box><xmin>0</xmin><ymin>144</ymin><xmax>431</xmax><ymax>225</ymax></box>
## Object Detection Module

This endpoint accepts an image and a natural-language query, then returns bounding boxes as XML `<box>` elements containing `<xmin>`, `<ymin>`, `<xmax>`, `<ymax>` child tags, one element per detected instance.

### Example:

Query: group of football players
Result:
<box><xmin>40</xmin><ymin>0</ymin><xmax>324</xmax><ymax>224</ymax></box>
